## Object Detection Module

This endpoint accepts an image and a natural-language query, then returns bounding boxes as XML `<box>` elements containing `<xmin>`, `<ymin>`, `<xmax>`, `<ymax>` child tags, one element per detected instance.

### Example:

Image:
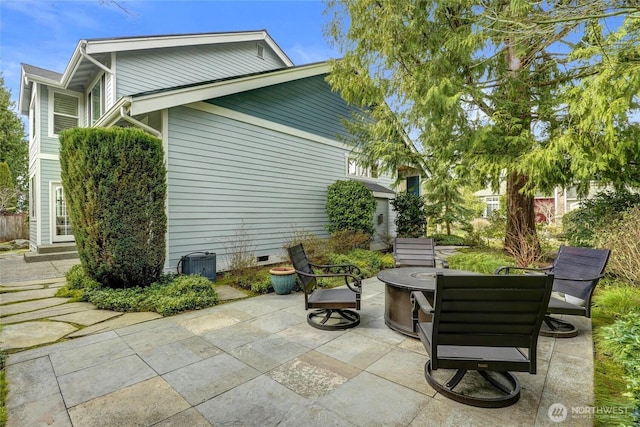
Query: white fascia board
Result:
<box><xmin>84</xmin><ymin>31</ymin><xmax>293</xmax><ymax>65</ymax></box>
<box><xmin>93</xmin><ymin>97</ymin><xmax>132</xmax><ymax>128</ymax></box>
<box><xmin>129</xmin><ymin>62</ymin><xmax>330</xmax><ymax>116</ymax></box>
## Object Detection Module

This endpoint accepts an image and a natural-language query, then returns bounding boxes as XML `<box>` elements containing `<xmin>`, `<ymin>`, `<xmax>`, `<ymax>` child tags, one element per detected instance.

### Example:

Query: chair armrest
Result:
<box><xmin>554</xmin><ymin>273</ymin><xmax>606</xmax><ymax>282</ymax></box>
<box><xmin>310</xmin><ymin>262</ymin><xmax>362</xmax><ymax>277</ymax></box>
<box><xmin>294</xmin><ymin>270</ymin><xmax>362</xmax><ymax>293</ymax></box>
<box><xmin>411</xmin><ymin>291</ymin><xmax>434</xmax><ymax>314</ymax></box>
<box><xmin>495</xmin><ymin>265</ymin><xmax>552</xmax><ymax>275</ymax></box>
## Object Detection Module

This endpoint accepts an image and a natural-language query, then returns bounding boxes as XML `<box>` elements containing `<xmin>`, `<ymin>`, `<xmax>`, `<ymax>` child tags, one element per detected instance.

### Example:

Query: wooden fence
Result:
<box><xmin>0</xmin><ymin>213</ymin><xmax>28</xmax><ymax>242</ymax></box>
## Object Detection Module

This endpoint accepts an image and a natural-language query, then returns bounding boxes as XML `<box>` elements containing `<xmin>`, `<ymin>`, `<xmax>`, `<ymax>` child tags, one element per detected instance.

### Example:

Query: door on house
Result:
<box><xmin>371</xmin><ymin>198</ymin><xmax>389</xmax><ymax>251</ymax></box>
<box><xmin>51</xmin><ymin>184</ymin><xmax>74</xmax><ymax>242</ymax></box>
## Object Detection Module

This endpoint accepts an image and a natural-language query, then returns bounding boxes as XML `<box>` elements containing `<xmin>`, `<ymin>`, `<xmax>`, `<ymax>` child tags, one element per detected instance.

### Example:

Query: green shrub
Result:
<box><xmin>380</xmin><ymin>253</ymin><xmax>395</xmax><ymax>269</ymax></box>
<box><xmin>87</xmin><ymin>274</ymin><xmax>217</xmax><ymax>316</ymax></box>
<box><xmin>594</xmin><ymin>206</ymin><xmax>640</xmax><ymax>286</ymax></box>
<box><xmin>325</xmin><ymin>180</ymin><xmax>376</xmax><ymax>237</ymax></box>
<box><xmin>597</xmin><ymin>312</ymin><xmax>640</xmax><ymax>422</ymax></box>
<box><xmin>328</xmin><ymin>230</ymin><xmax>372</xmax><ymax>253</ymax></box>
<box><xmin>446</xmin><ymin>249</ymin><xmax>516</xmax><ymax>274</ymax></box>
<box><xmin>60</xmin><ymin>128</ymin><xmax>167</xmax><ymax>288</ymax></box>
<box><xmin>562</xmin><ymin>190</ymin><xmax>640</xmax><ymax>247</ymax></box>
<box><xmin>284</xmin><ymin>228</ymin><xmax>331</xmax><ymax>264</ymax></box>
<box><xmin>57</xmin><ymin>266</ymin><xmax>218</xmax><ymax>316</ymax></box>
<box><xmin>328</xmin><ymin>248</ymin><xmax>383</xmax><ymax>279</ymax></box>
<box><xmin>431</xmin><ymin>233</ymin><xmax>466</xmax><ymax>246</ymax></box>
<box><xmin>391</xmin><ymin>192</ymin><xmax>427</xmax><ymax>238</ymax></box>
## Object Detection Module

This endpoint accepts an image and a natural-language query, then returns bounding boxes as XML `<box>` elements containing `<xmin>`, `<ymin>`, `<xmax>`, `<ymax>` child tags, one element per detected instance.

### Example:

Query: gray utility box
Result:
<box><xmin>182</xmin><ymin>253</ymin><xmax>216</xmax><ymax>282</ymax></box>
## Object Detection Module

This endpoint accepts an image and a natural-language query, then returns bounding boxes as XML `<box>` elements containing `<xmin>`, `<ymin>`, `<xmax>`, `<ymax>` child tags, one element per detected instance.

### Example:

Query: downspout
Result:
<box><xmin>119</xmin><ymin>106</ymin><xmax>162</xmax><ymax>139</ymax></box>
<box><xmin>79</xmin><ymin>42</ymin><xmax>113</xmax><ymax>75</ymax></box>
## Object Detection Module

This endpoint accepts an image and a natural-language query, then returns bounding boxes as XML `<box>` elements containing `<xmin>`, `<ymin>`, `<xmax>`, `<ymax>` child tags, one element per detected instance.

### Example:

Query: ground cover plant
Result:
<box><xmin>57</xmin><ymin>265</ymin><xmax>218</xmax><ymax>316</ymax></box>
<box><xmin>591</xmin><ymin>280</ymin><xmax>640</xmax><ymax>426</ymax></box>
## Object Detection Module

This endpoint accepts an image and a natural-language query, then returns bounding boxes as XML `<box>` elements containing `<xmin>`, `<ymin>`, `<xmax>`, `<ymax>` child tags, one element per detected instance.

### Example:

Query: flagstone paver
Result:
<box><xmin>0</xmin><ymin>297</ymin><xmax>71</xmax><ymax>317</ymax></box>
<box><xmin>1</xmin><ymin>287</ymin><xmax>60</xmax><ymax>304</ymax></box>
<box><xmin>49</xmin><ymin>309</ymin><xmax>122</xmax><ymax>326</ymax></box>
<box><xmin>1</xmin><ymin>302</ymin><xmax>95</xmax><ymax>324</ymax></box>
<box><xmin>67</xmin><ymin>312</ymin><xmax>163</xmax><ymax>338</ymax></box>
<box><xmin>0</xmin><ymin>321</ymin><xmax>77</xmax><ymax>350</ymax></box>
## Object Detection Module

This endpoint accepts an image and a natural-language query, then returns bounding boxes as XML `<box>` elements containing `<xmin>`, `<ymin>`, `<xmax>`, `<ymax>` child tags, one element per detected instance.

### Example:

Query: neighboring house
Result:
<box><xmin>475</xmin><ymin>185</ymin><xmax>598</xmax><ymax>224</ymax></box>
<box><xmin>19</xmin><ymin>30</ymin><xmax>397</xmax><ymax>270</ymax></box>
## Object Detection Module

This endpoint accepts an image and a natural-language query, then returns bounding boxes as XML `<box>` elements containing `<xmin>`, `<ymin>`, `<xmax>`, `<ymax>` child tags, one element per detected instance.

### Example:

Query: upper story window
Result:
<box><xmin>52</xmin><ymin>92</ymin><xmax>79</xmax><ymax>135</ymax></box>
<box><xmin>88</xmin><ymin>75</ymin><xmax>105</xmax><ymax>126</ymax></box>
<box><xmin>347</xmin><ymin>158</ymin><xmax>378</xmax><ymax>179</ymax></box>
<box><xmin>257</xmin><ymin>43</ymin><xmax>265</xmax><ymax>59</ymax></box>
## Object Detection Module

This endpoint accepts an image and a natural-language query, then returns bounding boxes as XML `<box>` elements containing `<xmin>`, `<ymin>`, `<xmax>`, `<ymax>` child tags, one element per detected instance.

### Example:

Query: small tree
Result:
<box><xmin>0</xmin><ymin>75</ymin><xmax>27</xmax><ymax>210</ymax></box>
<box><xmin>325</xmin><ymin>180</ymin><xmax>376</xmax><ymax>237</ymax></box>
<box><xmin>60</xmin><ymin>127</ymin><xmax>167</xmax><ymax>288</ymax></box>
<box><xmin>0</xmin><ymin>162</ymin><xmax>16</xmax><ymax>213</ymax></box>
<box><xmin>391</xmin><ymin>192</ymin><xmax>427</xmax><ymax>238</ymax></box>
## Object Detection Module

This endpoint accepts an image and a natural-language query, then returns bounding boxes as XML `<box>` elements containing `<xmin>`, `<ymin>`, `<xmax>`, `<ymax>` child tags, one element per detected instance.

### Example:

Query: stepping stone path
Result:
<box><xmin>1</xmin><ymin>276</ymin><xmax>249</xmax><ymax>352</ymax></box>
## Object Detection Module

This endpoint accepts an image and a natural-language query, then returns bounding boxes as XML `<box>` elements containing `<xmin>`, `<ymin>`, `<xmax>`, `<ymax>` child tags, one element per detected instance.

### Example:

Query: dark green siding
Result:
<box><xmin>206</xmin><ymin>75</ymin><xmax>357</xmax><ymax>140</ymax></box>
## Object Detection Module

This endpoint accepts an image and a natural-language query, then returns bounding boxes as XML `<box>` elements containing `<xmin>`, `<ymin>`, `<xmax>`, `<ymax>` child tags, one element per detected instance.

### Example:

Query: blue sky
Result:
<box><xmin>0</xmin><ymin>0</ymin><xmax>338</xmax><ymax>111</ymax></box>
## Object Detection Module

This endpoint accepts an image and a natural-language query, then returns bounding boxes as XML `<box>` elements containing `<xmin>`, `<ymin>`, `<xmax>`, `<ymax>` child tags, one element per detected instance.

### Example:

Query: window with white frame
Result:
<box><xmin>484</xmin><ymin>196</ymin><xmax>500</xmax><ymax>217</ymax></box>
<box><xmin>347</xmin><ymin>158</ymin><xmax>378</xmax><ymax>179</ymax></box>
<box><xmin>87</xmin><ymin>75</ymin><xmax>105</xmax><ymax>125</ymax></box>
<box><xmin>52</xmin><ymin>92</ymin><xmax>79</xmax><ymax>135</ymax></box>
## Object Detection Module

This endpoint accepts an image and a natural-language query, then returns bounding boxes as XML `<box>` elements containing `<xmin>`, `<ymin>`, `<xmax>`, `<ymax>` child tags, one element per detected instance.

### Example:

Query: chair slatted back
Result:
<box><xmin>394</xmin><ymin>237</ymin><xmax>437</xmax><ymax>267</ymax></box>
<box><xmin>287</xmin><ymin>244</ymin><xmax>317</xmax><ymax>294</ymax></box>
<box><xmin>431</xmin><ymin>273</ymin><xmax>554</xmax><ymax>350</ymax></box>
<box><xmin>550</xmin><ymin>245</ymin><xmax>610</xmax><ymax>300</ymax></box>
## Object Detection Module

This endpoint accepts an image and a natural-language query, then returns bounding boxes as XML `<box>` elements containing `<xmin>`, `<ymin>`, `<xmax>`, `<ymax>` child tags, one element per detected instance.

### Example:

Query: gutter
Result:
<box><xmin>79</xmin><ymin>41</ymin><xmax>113</xmax><ymax>75</ymax></box>
<box><xmin>119</xmin><ymin>106</ymin><xmax>163</xmax><ymax>139</ymax></box>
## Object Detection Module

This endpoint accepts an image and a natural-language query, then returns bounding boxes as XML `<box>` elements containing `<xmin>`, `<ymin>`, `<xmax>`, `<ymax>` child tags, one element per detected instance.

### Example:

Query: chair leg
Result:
<box><xmin>307</xmin><ymin>309</ymin><xmax>360</xmax><ymax>331</ymax></box>
<box><xmin>540</xmin><ymin>315</ymin><xmax>579</xmax><ymax>338</ymax></box>
<box><xmin>424</xmin><ymin>361</ymin><xmax>521</xmax><ymax>408</ymax></box>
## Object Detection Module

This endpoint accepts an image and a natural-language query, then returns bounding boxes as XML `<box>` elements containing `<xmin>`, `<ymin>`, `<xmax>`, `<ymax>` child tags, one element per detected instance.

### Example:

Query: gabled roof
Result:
<box><xmin>19</xmin><ymin>30</ymin><xmax>294</xmax><ymax>114</ymax></box>
<box><xmin>123</xmin><ymin>61</ymin><xmax>331</xmax><ymax>116</ymax></box>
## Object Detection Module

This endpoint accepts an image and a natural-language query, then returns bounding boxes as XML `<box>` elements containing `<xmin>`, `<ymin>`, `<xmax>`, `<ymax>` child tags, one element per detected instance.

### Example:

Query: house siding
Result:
<box><xmin>166</xmin><ymin>104</ymin><xmax>392</xmax><ymax>271</ymax></box>
<box><xmin>209</xmin><ymin>75</ymin><xmax>356</xmax><ymax>141</ymax></box>
<box><xmin>116</xmin><ymin>42</ymin><xmax>286</xmax><ymax>97</ymax></box>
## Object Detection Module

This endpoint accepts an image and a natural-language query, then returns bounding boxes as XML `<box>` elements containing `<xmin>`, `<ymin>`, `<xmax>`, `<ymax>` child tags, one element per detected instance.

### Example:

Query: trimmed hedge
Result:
<box><xmin>325</xmin><ymin>180</ymin><xmax>376</xmax><ymax>236</ymax></box>
<box><xmin>60</xmin><ymin>128</ymin><xmax>167</xmax><ymax>288</ymax></box>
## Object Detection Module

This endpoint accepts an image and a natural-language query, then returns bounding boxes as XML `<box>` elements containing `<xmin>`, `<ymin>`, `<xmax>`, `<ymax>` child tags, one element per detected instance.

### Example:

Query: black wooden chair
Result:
<box><xmin>287</xmin><ymin>244</ymin><xmax>362</xmax><ymax>330</ymax></box>
<box><xmin>412</xmin><ymin>273</ymin><xmax>554</xmax><ymax>408</ymax></box>
<box><xmin>496</xmin><ymin>245</ymin><xmax>610</xmax><ymax>338</ymax></box>
<box><xmin>393</xmin><ymin>237</ymin><xmax>449</xmax><ymax>268</ymax></box>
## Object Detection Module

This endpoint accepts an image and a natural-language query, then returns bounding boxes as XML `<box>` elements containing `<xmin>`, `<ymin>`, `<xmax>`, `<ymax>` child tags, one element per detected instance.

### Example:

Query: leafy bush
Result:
<box><xmin>595</xmin><ymin>206</ymin><xmax>640</xmax><ymax>286</ymax></box>
<box><xmin>60</xmin><ymin>128</ymin><xmax>167</xmax><ymax>288</ymax></box>
<box><xmin>431</xmin><ymin>233</ymin><xmax>466</xmax><ymax>246</ymax></box>
<box><xmin>328</xmin><ymin>230</ymin><xmax>372</xmax><ymax>253</ymax></box>
<box><xmin>562</xmin><ymin>190</ymin><xmax>640</xmax><ymax>247</ymax></box>
<box><xmin>57</xmin><ymin>266</ymin><xmax>218</xmax><ymax>316</ymax></box>
<box><xmin>325</xmin><ymin>180</ymin><xmax>376</xmax><ymax>237</ymax></box>
<box><xmin>87</xmin><ymin>274</ymin><xmax>218</xmax><ymax>316</ymax></box>
<box><xmin>446</xmin><ymin>249</ymin><xmax>516</xmax><ymax>274</ymax></box>
<box><xmin>284</xmin><ymin>228</ymin><xmax>331</xmax><ymax>264</ymax></box>
<box><xmin>327</xmin><ymin>248</ymin><xmax>388</xmax><ymax>279</ymax></box>
<box><xmin>391</xmin><ymin>192</ymin><xmax>427</xmax><ymax>238</ymax></box>
<box><xmin>597</xmin><ymin>313</ymin><xmax>640</xmax><ymax>422</ymax></box>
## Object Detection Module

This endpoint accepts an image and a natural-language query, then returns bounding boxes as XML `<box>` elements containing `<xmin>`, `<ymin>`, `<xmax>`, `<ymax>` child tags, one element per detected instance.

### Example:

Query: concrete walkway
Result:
<box><xmin>1</xmin><ymin>252</ymin><xmax>595</xmax><ymax>426</ymax></box>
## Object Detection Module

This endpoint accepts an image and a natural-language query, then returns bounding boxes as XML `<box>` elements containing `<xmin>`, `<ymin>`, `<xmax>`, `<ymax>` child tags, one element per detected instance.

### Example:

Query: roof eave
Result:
<box><xmin>129</xmin><ymin>61</ymin><xmax>330</xmax><ymax>116</ymax></box>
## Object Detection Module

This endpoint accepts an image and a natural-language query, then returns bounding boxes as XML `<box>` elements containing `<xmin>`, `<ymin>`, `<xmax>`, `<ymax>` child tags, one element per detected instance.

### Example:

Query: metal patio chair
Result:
<box><xmin>496</xmin><ymin>245</ymin><xmax>610</xmax><ymax>338</ymax></box>
<box><xmin>412</xmin><ymin>273</ymin><xmax>554</xmax><ymax>408</ymax></box>
<box><xmin>287</xmin><ymin>243</ymin><xmax>362</xmax><ymax>330</ymax></box>
<box><xmin>393</xmin><ymin>237</ymin><xmax>448</xmax><ymax>268</ymax></box>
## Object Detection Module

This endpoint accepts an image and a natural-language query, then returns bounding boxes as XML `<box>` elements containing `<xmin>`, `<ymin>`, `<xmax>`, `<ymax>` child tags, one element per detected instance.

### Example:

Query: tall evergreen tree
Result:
<box><xmin>0</xmin><ymin>75</ymin><xmax>28</xmax><ymax>210</ymax></box>
<box><xmin>326</xmin><ymin>0</ymin><xmax>640</xmax><ymax>257</ymax></box>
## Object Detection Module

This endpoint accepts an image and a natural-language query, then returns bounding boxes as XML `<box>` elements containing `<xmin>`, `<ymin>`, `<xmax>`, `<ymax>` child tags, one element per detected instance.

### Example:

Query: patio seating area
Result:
<box><xmin>5</xmin><ymin>275</ymin><xmax>595</xmax><ymax>426</ymax></box>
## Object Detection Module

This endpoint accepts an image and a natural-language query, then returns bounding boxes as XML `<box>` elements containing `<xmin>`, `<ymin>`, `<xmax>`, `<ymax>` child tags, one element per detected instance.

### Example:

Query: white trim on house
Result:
<box><xmin>49</xmin><ymin>182</ymin><xmax>74</xmax><ymax>243</ymax></box>
<box><xmin>82</xmin><ymin>31</ymin><xmax>294</xmax><ymax>66</ymax></box>
<box><xmin>38</xmin><ymin>154</ymin><xmax>59</xmax><ymax>161</ymax></box>
<box><xmin>187</xmin><ymin>101</ymin><xmax>346</xmax><ymax>150</ymax></box>
<box><xmin>129</xmin><ymin>62</ymin><xmax>330</xmax><ymax>116</ymax></box>
<box><xmin>47</xmin><ymin>88</ymin><xmax>83</xmax><ymax>137</ymax></box>
<box><xmin>161</xmin><ymin>108</ymin><xmax>170</xmax><ymax>271</ymax></box>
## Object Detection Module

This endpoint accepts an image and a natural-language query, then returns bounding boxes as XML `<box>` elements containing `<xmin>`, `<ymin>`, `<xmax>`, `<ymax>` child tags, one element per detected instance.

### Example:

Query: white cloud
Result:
<box><xmin>286</xmin><ymin>42</ymin><xmax>339</xmax><ymax>65</ymax></box>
